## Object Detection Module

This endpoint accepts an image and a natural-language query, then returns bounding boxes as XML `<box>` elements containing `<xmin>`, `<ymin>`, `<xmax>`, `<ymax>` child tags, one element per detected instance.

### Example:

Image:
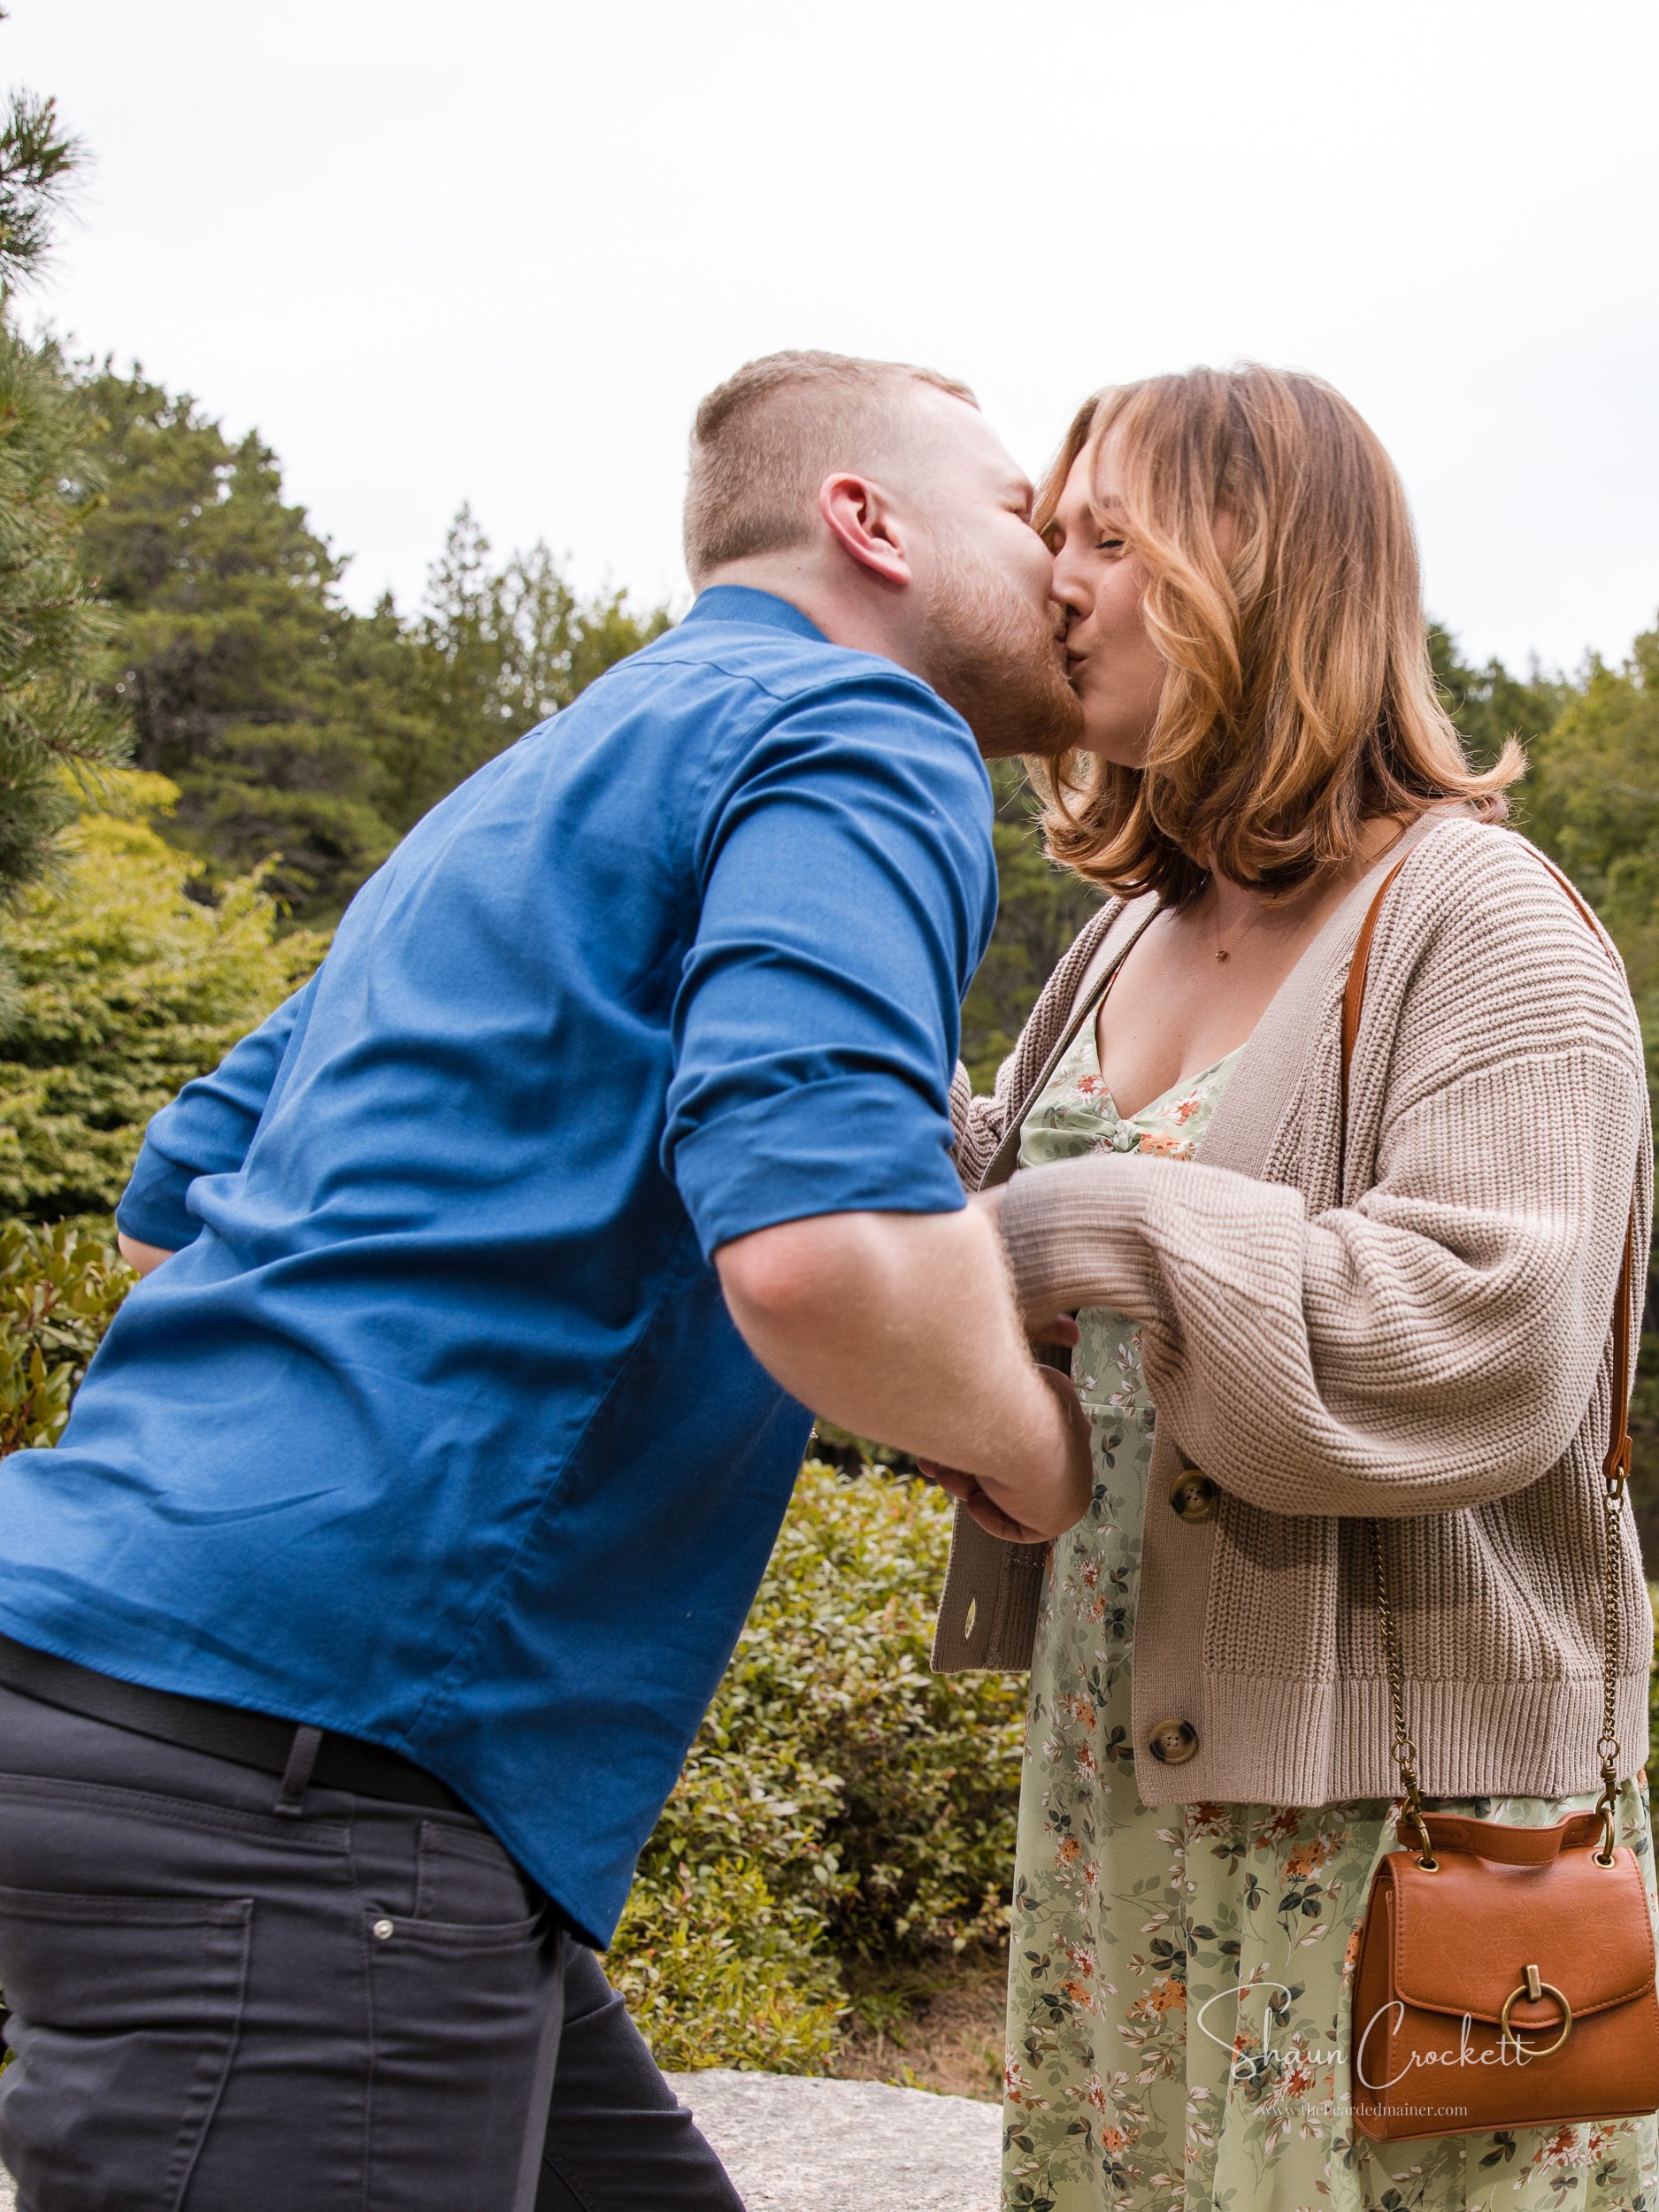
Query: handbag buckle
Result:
<box><xmin>1499</xmin><ymin>1962</ymin><xmax>1573</xmax><ymax>2058</ymax></box>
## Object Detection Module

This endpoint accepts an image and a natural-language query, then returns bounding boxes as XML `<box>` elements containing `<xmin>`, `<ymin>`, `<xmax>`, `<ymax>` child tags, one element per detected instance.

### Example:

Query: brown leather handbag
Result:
<box><xmin>1341</xmin><ymin>851</ymin><xmax>1659</xmax><ymax>2143</ymax></box>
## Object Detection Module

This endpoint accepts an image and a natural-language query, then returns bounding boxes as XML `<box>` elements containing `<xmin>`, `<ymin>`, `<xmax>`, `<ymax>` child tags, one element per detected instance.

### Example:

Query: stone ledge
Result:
<box><xmin>667</xmin><ymin>2068</ymin><xmax>1001</xmax><ymax>2212</ymax></box>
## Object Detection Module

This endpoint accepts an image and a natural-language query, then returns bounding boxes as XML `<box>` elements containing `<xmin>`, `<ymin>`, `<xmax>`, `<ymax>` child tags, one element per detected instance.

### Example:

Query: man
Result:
<box><xmin>0</xmin><ymin>351</ymin><xmax>1088</xmax><ymax>2208</ymax></box>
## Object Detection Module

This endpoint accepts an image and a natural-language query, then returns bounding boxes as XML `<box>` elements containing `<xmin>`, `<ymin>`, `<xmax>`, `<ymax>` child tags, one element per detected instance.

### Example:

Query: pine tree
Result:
<box><xmin>1427</xmin><ymin>620</ymin><xmax>1571</xmax><ymax>778</ymax></box>
<box><xmin>0</xmin><ymin>88</ymin><xmax>127</xmax><ymax>922</ymax></box>
<box><xmin>73</xmin><ymin>367</ymin><xmax>403</xmax><ymax>921</ymax></box>
<box><xmin>73</xmin><ymin>390</ymin><xmax>675</xmax><ymax>919</ymax></box>
<box><xmin>395</xmin><ymin>506</ymin><xmax>670</xmax><ymax>826</ymax></box>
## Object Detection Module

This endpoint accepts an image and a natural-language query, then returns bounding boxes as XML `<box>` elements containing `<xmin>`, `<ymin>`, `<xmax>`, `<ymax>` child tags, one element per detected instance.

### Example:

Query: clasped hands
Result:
<box><xmin>915</xmin><ymin>1184</ymin><xmax>1092</xmax><ymax>1545</ymax></box>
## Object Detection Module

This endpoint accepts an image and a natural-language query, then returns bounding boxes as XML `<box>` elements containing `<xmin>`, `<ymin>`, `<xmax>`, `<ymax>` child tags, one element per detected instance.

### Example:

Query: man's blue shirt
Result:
<box><xmin>0</xmin><ymin>588</ymin><xmax>996</xmax><ymax>1945</ymax></box>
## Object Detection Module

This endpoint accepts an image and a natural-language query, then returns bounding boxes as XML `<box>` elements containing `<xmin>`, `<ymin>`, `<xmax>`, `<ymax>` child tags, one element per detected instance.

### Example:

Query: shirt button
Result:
<box><xmin>372</xmin><ymin>1917</ymin><xmax>396</xmax><ymax>1941</ymax></box>
<box><xmin>1168</xmin><ymin>1469</ymin><xmax>1218</xmax><ymax>1521</ymax></box>
<box><xmin>1148</xmin><ymin>1717</ymin><xmax>1199</xmax><ymax>1764</ymax></box>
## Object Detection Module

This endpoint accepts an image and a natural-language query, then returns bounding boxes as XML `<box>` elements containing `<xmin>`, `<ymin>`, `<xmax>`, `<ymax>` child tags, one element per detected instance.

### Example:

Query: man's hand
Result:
<box><xmin>117</xmin><ymin>1233</ymin><xmax>176</xmax><ymax>1278</ymax></box>
<box><xmin>919</xmin><ymin>1364</ymin><xmax>1092</xmax><ymax>1542</ymax></box>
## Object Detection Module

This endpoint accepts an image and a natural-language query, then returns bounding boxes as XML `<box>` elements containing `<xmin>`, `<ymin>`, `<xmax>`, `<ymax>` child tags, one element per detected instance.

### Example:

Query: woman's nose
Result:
<box><xmin>1049</xmin><ymin>543</ymin><xmax>1090</xmax><ymax>623</ymax></box>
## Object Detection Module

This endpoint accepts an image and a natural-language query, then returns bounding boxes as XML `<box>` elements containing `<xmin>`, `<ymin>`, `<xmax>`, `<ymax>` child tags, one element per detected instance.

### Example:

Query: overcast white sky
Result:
<box><xmin>12</xmin><ymin>0</ymin><xmax>1657</xmax><ymax>672</ymax></box>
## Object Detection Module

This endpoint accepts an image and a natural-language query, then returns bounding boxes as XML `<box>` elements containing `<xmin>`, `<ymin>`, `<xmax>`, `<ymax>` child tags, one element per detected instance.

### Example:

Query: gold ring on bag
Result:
<box><xmin>1499</xmin><ymin>1970</ymin><xmax>1573</xmax><ymax>2059</ymax></box>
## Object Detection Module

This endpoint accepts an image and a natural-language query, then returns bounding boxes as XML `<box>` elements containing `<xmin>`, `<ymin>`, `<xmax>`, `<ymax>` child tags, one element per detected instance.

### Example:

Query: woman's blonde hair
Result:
<box><xmin>1028</xmin><ymin>365</ymin><xmax>1522</xmax><ymax>903</ymax></box>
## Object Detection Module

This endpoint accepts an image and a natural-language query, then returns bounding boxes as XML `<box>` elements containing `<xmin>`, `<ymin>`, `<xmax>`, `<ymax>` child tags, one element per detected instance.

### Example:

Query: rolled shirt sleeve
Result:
<box><xmin>663</xmin><ymin>674</ymin><xmax>998</xmax><ymax>1256</ymax></box>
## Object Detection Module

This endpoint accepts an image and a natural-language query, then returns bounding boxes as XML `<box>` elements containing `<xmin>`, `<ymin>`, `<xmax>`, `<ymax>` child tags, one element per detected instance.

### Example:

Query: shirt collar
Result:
<box><xmin>682</xmin><ymin>585</ymin><xmax>828</xmax><ymax>643</ymax></box>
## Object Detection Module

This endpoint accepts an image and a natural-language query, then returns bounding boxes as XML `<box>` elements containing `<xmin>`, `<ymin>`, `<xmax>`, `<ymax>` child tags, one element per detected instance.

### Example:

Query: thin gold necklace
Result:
<box><xmin>1209</xmin><ymin>825</ymin><xmax>1417</xmax><ymax>962</ymax></box>
<box><xmin>1207</xmin><ymin>877</ymin><xmax>1274</xmax><ymax>964</ymax></box>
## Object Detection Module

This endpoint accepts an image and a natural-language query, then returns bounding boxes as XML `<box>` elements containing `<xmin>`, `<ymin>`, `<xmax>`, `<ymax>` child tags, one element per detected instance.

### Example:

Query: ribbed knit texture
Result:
<box><xmin>936</xmin><ymin>816</ymin><xmax>1656</xmax><ymax>1806</ymax></box>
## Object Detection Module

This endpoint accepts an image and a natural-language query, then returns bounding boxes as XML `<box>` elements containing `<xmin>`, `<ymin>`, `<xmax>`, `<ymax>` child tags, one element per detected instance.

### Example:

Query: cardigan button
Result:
<box><xmin>1148</xmin><ymin>1717</ymin><xmax>1199</xmax><ymax>1764</ymax></box>
<box><xmin>1168</xmin><ymin>1470</ymin><xmax>1217</xmax><ymax>1521</ymax></box>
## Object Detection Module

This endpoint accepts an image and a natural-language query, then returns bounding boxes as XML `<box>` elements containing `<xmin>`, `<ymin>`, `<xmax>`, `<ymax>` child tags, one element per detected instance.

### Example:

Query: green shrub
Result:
<box><xmin>0</xmin><ymin>772</ymin><xmax>326</xmax><ymax>1222</ymax></box>
<box><xmin>0</xmin><ymin>1219</ymin><xmax>131</xmax><ymax>1454</ymax></box>
<box><xmin>609</xmin><ymin>1855</ymin><xmax>844</xmax><ymax>2074</ymax></box>
<box><xmin>613</xmin><ymin>1458</ymin><xmax>1025</xmax><ymax>2070</ymax></box>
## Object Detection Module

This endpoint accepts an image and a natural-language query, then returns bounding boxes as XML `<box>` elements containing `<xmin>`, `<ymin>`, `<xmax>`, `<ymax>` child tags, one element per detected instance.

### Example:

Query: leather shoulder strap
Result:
<box><xmin>1339</xmin><ymin>848</ymin><xmax>1636</xmax><ymax>1486</ymax></box>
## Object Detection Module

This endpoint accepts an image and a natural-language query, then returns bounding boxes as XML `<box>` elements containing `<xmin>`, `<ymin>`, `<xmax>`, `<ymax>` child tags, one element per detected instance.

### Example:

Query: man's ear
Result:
<box><xmin>818</xmin><ymin>473</ymin><xmax>912</xmax><ymax>591</ymax></box>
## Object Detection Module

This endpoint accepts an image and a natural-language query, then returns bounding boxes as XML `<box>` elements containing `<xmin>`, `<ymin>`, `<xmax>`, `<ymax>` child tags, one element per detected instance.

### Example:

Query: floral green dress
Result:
<box><xmin>1002</xmin><ymin>1018</ymin><xmax>1659</xmax><ymax>2212</ymax></box>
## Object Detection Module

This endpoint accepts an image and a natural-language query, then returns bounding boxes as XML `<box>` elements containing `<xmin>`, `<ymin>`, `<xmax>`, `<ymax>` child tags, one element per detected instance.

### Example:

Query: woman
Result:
<box><xmin>933</xmin><ymin>366</ymin><xmax>1658</xmax><ymax>2211</ymax></box>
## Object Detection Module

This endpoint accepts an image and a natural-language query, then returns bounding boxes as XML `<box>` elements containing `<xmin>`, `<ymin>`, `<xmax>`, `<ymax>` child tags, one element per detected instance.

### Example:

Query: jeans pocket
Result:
<box><xmin>412</xmin><ymin>1818</ymin><xmax>543</xmax><ymax>1926</ymax></box>
<box><xmin>0</xmin><ymin>1882</ymin><xmax>251</xmax><ymax>2212</ymax></box>
<box><xmin>363</xmin><ymin>1902</ymin><xmax>562</xmax><ymax>2205</ymax></box>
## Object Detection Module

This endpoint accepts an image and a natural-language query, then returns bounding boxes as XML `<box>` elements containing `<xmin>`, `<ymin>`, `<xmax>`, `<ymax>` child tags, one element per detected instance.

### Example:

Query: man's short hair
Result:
<box><xmin>682</xmin><ymin>349</ymin><xmax>978</xmax><ymax>584</ymax></box>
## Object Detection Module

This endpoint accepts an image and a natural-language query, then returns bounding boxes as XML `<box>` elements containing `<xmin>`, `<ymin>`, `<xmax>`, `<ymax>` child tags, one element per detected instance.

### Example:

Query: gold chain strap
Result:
<box><xmin>1369</xmin><ymin>1517</ymin><xmax>1439</xmax><ymax>1866</ymax></box>
<box><xmin>1370</xmin><ymin>1490</ymin><xmax>1624</xmax><ymax>1870</ymax></box>
<box><xmin>1342</xmin><ymin>849</ymin><xmax>1635</xmax><ymax>1873</ymax></box>
<box><xmin>1595</xmin><ymin>1434</ymin><xmax>1630</xmax><ymax>1865</ymax></box>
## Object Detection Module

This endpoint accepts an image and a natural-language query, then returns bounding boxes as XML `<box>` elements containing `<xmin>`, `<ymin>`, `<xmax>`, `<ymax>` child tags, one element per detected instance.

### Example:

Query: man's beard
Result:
<box><xmin>920</xmin><ymin>549</ymin><xmax>1083</xmax><ymax>761</ymax></box>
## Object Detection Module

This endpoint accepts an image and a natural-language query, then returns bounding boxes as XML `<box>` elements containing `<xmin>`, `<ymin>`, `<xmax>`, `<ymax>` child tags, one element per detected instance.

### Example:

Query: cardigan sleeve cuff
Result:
<box><xmin>998</xmin><ymin>1155</ymin><xmax>1167</xmax><ymax>1324</ymax></box>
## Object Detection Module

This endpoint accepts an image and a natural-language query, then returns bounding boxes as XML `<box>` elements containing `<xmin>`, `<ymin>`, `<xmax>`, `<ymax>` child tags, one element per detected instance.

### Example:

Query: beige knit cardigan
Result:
<box><xmin>933</xmin><ymin>811</ymin><xmax>1656</xmax><ymax>1809</ymax></box>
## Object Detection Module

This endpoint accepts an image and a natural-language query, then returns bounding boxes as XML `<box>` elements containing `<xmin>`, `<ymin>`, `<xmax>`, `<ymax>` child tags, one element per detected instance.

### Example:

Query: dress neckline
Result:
<box><xmin>1073</xmin><ymin>1014</ymin><xmax>1248</xmax><ymax>1128</ymax></box>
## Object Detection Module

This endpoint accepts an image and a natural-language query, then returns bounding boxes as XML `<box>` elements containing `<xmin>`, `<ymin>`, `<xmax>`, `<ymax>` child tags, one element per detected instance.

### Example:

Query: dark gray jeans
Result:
<box><xmin>0</xmin><ymin>1683</ymin><xmax>744</xmax><ymax>2210</ymax></box>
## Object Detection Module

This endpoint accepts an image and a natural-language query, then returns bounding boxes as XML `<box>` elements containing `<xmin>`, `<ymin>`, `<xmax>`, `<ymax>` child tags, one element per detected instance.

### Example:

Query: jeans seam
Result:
<box><xmin>539</xmin><ymin>2148</ymin><xmax>604</xmax><ymax>2212</ymax></box>
<box><xmin>166</xmin><ymin>1898</ymin><xmax>251</xmax><ymax>2209</ymax></box>
<box><xmin>357</xmin><ymin>1872</ymin><xmax>375</xmax><ymax>2212</ymax></box>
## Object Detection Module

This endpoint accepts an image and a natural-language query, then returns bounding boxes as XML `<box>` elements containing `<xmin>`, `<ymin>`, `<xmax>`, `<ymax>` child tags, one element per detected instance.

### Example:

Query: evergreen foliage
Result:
<box><xmin>1427</xmin><ymin>620</ymin><xmax>1571</xmax><ymax>777</ymax></box>
<box><xmin>1517</xmin><ymin>627</ymin><xmax>1659</xmax><ymax>1553</ymax></box>
<box><xmin>0</xmin><ymin>771</ymin><xmax>325</xmax><ymax>1220</ymax></box>
<box><xmin>959</xmin><ymin>762</ymin><xmax>1102</xmax><ymax>1090</ymax></box>
<box><xmin>392</xmin><ymin>507</ymin><xmax>671</xmax><ymax>826</ymax></box>
<box><xmin>72</xmin><ymin>373</ymin><xmax>672</xmax><ymax>923</ymax></box>
<box><xmin>0</xmin><ymin>90</ymin><xmax>126</xmax><ymax>934</ymax></box>
<box><xmin>1524</xmin><ymin>625</ymin><xmax>1659</xmax><ymax>1083</ymax></box>
<box><xmin>73</xmin><ymin>368</ymin><xmax>405</xmax><ymax>921</ymax></box>
<box><xmin>0</xmin><ymin>84</ymin><xmax>79</xmax><ymax>285</ymax></box>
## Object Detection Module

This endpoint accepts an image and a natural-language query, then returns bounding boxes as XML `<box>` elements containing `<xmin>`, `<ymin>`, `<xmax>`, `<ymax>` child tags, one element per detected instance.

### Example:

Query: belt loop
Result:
<box><xmin>273</xmin><ymin>1724</ymin><xmax>324</xmax><ymax>1818</ymax></box>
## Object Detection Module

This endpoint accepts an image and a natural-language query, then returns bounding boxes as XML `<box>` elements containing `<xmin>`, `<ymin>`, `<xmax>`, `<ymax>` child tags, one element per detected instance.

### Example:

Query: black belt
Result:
<box><xmin>0</xmin><ymin>1630</ymin><xmax>465</xmax><ymax>1813</ymax></box>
